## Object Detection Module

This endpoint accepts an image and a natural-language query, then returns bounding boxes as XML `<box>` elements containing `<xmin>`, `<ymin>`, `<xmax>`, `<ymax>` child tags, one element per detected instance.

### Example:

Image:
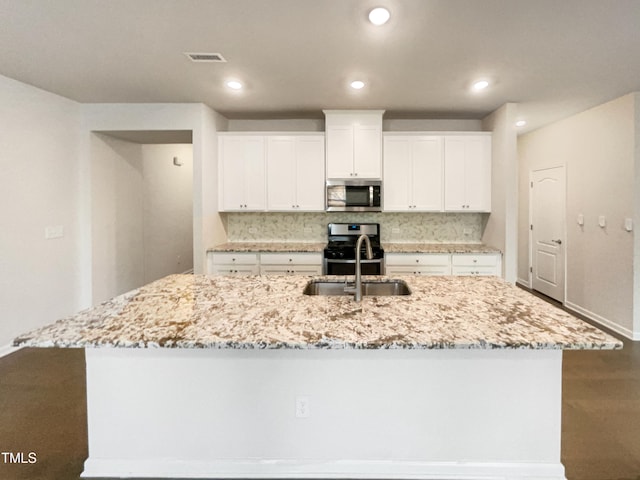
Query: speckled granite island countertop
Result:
<box><xmin>14</xmin><ymin>274</ymin><xmax>620</xmax><ymax>350</ymax></box>
<box><xmin>209</xmin><ymin>242</ymin><xmax>325</xmax><ymax>253</ymax></box>
<box><xmin>383</xmin><ymin>243</ymin><xmax>501</xmax><ymax>254</ymax></box>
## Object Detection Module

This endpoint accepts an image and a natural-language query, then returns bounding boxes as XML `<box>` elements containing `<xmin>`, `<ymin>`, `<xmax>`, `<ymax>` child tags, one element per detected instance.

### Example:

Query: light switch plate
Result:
<box><xmin>598</xmin><ymin>215</ymin><xmax>606</xmax><ymax>228</ymax></box>
<box><xmin>45</xmin><ymin>225</ymin><xmax>64</xmax><ymax>239</ymax></box>
<box><xmin>577</xmin><ymin>214</ymin><xmax>584</xmax><ymax>226</ymax></box>
<box><xmin>625</xmin><ymin>218</ymin><xmax>633</xmax><ymax>232</ymax></box>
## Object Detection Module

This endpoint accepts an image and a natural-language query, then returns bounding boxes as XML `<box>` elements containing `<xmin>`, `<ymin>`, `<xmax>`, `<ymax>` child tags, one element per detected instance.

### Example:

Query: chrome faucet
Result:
<box><xmin>347</xmin><ymin>234</ymin><xmax>373</xmax><ymax>302</ymax></box>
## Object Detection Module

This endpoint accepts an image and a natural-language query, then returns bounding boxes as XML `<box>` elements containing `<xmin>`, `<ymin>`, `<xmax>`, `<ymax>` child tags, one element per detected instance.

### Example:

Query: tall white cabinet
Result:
<box><xmin>383</xmin><ymin>135</ymin><xmax>443</xmax><ymax>211</ymax></box>
<box><xmin>266</xmin><ymin>135</ymin><xmax>325</xmax><ymax>211</ymax></box>
<box><xmin>324</xmin><ymin>110</ymin><xmax>384</xmax><ymax>179</ymax></box>
<box><xmin>443</xmin><ymin>134</ymin><xmax>492</xmax><ymax>212</ymax></box>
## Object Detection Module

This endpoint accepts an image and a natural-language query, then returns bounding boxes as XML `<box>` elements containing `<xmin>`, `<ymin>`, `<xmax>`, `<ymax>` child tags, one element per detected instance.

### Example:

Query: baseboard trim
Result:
<box><xmin>0</xmin><ymin>344</ymin><xmax>22</xmax><ymax>359</ymax></box>
<box><xmin>516</xmin><ymin>277</ymin><xmax>531</xmax><ymax>289</ymax></box>
<box><xmin>82</xmin><ymin>458</ymin><xmax>567</xmax><ymax>479</ymax></box>
<box><xmin>564</xmin><ymin>301</ymin><xmax>639</xmax><ymax>341</ymax></box>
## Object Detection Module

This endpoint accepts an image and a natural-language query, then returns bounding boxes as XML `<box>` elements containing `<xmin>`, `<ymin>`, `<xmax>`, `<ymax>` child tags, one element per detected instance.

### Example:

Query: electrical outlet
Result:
<box><xmin>392</xmin><ymin>227</ymin><xmax>400</xmax><ymax>234</ymax></box>
<box><xmin>248</xmin><ymin>227</ymin><xmax>257</xmax><ymax>234</ymax></box>
<box><xmin>295</xmin><ymin>396</ymin><xmax>310</xmax><ymax>418</ymax></box>
<box><xmin>304</xmin><ymin>227</ymin><xmax>312</xmax><ymax>234</ymax></box>
<box><xmin>463</xmin><ymin>228</ymin><xmax>472</xmax><ymax>235</ymax></box>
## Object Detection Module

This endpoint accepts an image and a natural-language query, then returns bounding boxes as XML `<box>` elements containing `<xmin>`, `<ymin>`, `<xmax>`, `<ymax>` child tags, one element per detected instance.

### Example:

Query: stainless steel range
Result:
<box><xmin>323</xmin><ymin>223</ymin><xmax>384</xmax><ymax>275</ymax></box>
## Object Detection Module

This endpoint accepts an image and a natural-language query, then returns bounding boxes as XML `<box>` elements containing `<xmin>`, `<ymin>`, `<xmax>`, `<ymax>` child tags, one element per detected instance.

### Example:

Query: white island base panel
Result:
<box><xmin>82</xmin><ymin>348</ymin><xmax>566</xmax><ymax>480</ymax></box>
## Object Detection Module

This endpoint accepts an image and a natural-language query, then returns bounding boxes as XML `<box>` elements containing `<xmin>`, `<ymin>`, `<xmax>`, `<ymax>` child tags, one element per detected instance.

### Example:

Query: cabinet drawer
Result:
<box><xmin>385</xmin><ymin>253</ymin><xmax>450</xmax><ymax>266</ymax></box>
<box><xmin>260</xmin><ymin>252</ymin><xmax>322</xmax><ymax>265</ymax></box>
<box><xmin>386</xmin><ymin>265</ymin><xmax>451</xmax><ymax>276</ymax></box>
<box><xmin>210</xmin><ymin>253</ymin><xmax>259</xmax><ymax>265</ymax></box>
<box><xmin>451</xmin><ymin>253</ymin><xmax>499</xmax><ymax>267</ymax></box>
<box><xmin>210</xmin><ymin>265</ymin><xmax>259</xmax><ymax>275</ymax></box>
<box><xmin>260</xmin><ymin>265</ymin><xmax>322</xmax><ymax>276</ymax></box>
<box><xmin>451</xmin><ymin>266</ymin><xmax>498</xmax><ymax>276</ymax></box>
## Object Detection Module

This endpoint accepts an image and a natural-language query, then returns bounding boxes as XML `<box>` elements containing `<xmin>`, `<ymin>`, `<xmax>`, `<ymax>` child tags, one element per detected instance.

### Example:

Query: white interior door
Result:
<box><xmin>531</xmin><ymin>166</ymin><xmax>566</xmax><ymax>302</ymax></box>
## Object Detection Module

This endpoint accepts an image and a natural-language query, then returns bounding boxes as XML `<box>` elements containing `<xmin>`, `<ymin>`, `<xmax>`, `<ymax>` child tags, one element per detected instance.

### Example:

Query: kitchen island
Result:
<box><xmin>15</xmin><ymin>274</ymin><xmax>621</xmax><ymax>480</ymax></box>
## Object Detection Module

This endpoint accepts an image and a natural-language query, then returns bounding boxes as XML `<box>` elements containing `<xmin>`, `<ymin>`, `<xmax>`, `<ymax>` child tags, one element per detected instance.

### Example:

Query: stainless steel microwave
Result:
<box><xmin>326</xmin><ymin>180</ymin><xmax>382</xmax><ymax>212</ymax></box>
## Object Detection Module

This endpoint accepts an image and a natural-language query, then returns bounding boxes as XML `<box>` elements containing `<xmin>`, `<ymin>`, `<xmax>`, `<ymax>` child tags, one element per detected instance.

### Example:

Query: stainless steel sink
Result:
<box><xmin>303</xmin><ymin>279</ymin><xmax>411</xmax><ymax>296</ymax></box>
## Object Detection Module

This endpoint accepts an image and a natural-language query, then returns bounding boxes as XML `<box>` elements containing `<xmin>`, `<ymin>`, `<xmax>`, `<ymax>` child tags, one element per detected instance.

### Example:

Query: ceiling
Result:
<box><xmin>2</xmin><ymin>0</ymin><xmax>640</xmax><ymax>133</ymax></box>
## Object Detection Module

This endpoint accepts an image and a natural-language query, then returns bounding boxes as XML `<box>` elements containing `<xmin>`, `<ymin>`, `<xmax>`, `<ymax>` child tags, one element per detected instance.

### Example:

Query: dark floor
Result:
<box><xmin>0</xmin><ymin>332</ymin><xmax>639</xmax><ymax>480</ymax></box>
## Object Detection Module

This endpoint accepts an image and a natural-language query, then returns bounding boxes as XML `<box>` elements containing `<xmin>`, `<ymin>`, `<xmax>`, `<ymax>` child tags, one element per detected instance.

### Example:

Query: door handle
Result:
<box><xmin>551</xmin><ymin>239</ymin><xmax>562</xmax><ymax>245</ymax></box>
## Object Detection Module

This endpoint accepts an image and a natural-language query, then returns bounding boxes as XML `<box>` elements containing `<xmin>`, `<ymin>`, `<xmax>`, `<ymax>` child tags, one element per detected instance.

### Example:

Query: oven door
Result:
<box><xmin>324</xmin><ymin>259</ymin><xmax>384</xmax><ymax>276</ymax></box>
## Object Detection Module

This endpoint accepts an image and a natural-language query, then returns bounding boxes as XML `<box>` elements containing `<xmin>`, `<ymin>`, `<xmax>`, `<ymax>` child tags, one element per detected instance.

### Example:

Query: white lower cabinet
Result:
<box><xmin>208</xmin><ymin>253</ymin><xmax>259</xmax><ymax>276</ymax></box>
<box><xmin>386</xmin><ymin>252</ymin><xmax>501</xmax><ymax>277</ymax></box>
<box><xmin>259</xmin><ymin>253</ymin><xmax>323</xmax><ymax>275</ymax></box>
<box><xmin>451</xmin><ymin>253</ymin><xmax>501</xmax><ymax>276</ymax></box>
<box><xmin>385</xmin><ymin>253</ymin><xmax>451</xmax><ymax>276</ymax></box>
<box><xmin>209</xmin><ymin>252</ymin><xmax>322</xmax><ymax>276</ymax></box>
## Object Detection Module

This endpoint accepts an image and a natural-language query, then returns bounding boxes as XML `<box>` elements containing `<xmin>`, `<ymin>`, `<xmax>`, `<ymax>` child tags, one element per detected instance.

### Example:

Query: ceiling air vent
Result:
<box><xmin>185</xmin><ymin>52</ymin><xmax>227</xmax><ymax>63</ymax></box>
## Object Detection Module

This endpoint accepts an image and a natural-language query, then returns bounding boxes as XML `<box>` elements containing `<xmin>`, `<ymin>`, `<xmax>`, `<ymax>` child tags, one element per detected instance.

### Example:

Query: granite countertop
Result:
<box><xmin>209</xmin><ymin>242</ymin><xmax>325</xmax><ymax>253</ymax></box>
<box><xmin>14</xmin><ymin>274</ymin><xmax>620</xmax><ymax>350</ymax></box>
<box><xmin>383</xmin><ymin>243</ymin><xmax>501</xmax><ymax>254</ymax></box>
<box><xmin>209</xmin><ymin>242</ymin><xmax>500</xmax><ymax>254</ymax></box>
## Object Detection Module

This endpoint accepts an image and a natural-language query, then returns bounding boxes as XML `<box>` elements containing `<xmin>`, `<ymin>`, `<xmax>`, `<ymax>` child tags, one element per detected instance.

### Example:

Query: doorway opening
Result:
<box><xmin>90</xmin><ymin>130</ymin><xmax>193</xmax><ymax>305</ymax></box>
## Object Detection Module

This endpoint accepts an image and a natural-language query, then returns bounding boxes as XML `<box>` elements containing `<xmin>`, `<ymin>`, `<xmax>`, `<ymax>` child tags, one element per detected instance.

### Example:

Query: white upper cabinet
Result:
<box><xmin>219</xmin><ymin>135</ymin><xmax>266</xmax><ymax>211</ymax></box>
<box><xmin>267</xmin><ymin>135</ymin><xmax>325</xmax><ymax>211</ymax></box>
<box><xmin>383</xmin><ymin>135</ymin><xmax>443</xmax><ymax>212</ymax></box>
<box><xmin>324</xmin><ymin>110</ymin><xmax>384</xmax><ymax>179</ymax></box>
<box><xmin>443</xmin><ymin>134</ymin><xmax>491</xmax><ymax>212</ymax></box>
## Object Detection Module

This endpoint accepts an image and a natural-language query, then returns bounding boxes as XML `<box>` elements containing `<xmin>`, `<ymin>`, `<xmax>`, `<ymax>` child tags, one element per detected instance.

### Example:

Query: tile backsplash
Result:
<box><xmin>225</xmin><ymin>212</ymin><xmax>488</xmax><ymax>243</ymax></box>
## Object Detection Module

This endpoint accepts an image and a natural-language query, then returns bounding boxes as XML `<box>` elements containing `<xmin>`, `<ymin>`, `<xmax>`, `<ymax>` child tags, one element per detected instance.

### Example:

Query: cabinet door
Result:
<box><xmin>295</xmin><ymin>136</ymin><xmax>325</xmax><ymax>211</ymax></box>
<box><xmin>412</xmin><ymin>137</ymin><xmax>443</xmax><ymax>211</ymax></box>
<box><xmin>220</xmin><ymin>136</ymin><xmax>248</xmax><ymax>211</ymax></box>
<box><xmin>383</xmin><ymin>136</ymin><xmax>412</xmax><ymax>211</ymax></box>
<box><xmin>354</xmin><ymin>124</ymin><xmax>382</xmax><ymax>178</ymax></box>
<box><xmin>463</xmin><ymin>136</ymin><xmax>491</xmax><ymax>211</ymax></box>
<box><xmin>220</xmin><ymin>136</ymin><xmax>265</xmax><ymax>211</ymax></box>
<box><xmin>443</xmin><ymin>137</ymin><xmax>468</xmax><ymax>211</ymax></box>
<box><xmin>444</xmin><ymin>135</ymin><xmax>491</xmax><ymax>212</ymax></box>
<box><xmin>267</xmin><ymin>136</ymin><xmax>296</xmax><ymax>211</ymax></box>
<box><xmin>326</xmin><ymin>125</ymin><xmax>354</xmax><ymax>179</ymax></box>
<box><xmin>243</xmin><ymin>138</ymin><xmax>267</xmax><ymax>210</ymax></box>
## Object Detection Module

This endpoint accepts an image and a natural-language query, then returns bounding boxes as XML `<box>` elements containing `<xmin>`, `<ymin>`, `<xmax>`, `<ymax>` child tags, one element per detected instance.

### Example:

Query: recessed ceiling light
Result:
<box><xmin>368</xmin><ymin>7</ymin><xmax>390</xmax><ymax>25</ymax></box>
<box><xmin>226</xmin><ymin>80</ymin><xmax>243</xmax><ymax>90</ymax></box>
<box><xmin>515</xmin><ymin>120</ymin><xmax>527</xmax><ymax>127</ymax></box>
<box><xmin>350</xmin><ymin>80</ymin><xmax>365</xmax><ymax>90</ymax></box>
<box><xmin>471</xmin><ymin>80</ymin><xmax>489</xmax><ymax>91</ymax></box>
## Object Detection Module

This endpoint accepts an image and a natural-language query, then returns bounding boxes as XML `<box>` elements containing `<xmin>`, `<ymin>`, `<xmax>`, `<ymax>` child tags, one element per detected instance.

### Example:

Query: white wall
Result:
<box><xmin>384</xmin><ymin>118</ymin><xmax>484</xmax><ymax>132</ymax></box>
<box><xmin>518</xmin><ymin>94</ymin><xmax>637</xmax><ymax>339</ymax></box>
<box><xmin>90</xmin><ymin>134</ymin><xmax>145</xmax><ymax>304</ymax></box>
<box><xmin>482</xmin><ymin>103</ymin><xmax>519</xmax><ymax>282</ymax></box>
<box><xmin>142</xmin><ymin>144</ymin><xmax>194</xmax><ymax>282</ymax></box>
<box><xmin>0</xmin><ymin>74</ymin><xmax>82</xmax><ymax>346</ymax></box>
<box><xmin>226</xmin><ymin>118</ymin><xmax>323</xmax><ymax>132</ymax></box>
<box><xmin>226</xmin><ymin>117</ymin><xmax>483</xmax><ymax>133</ymax></box>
